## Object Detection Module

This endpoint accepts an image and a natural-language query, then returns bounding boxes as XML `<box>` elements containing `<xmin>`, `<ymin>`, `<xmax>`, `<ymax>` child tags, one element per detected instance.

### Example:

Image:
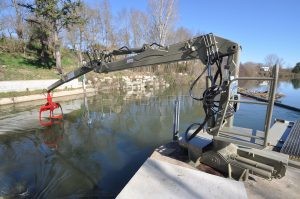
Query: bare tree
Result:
<box><xmin>264</xmin><ymin>54</ymin><xmax>285</xmax><ymax>69</ymax></box>
<box><xmin>66</xmin><ymin>24</ymin><xmax>85</xmax><ymax>66</ymax></box>
<box><xmin>0</xmin><ymin>1</ymin><xmax>6</xmax><ymax>10</ymax></box>
<box><xmin>66</xmin><ymin>3</ymin><xmax>92</xmax><ymax>66</ymax></box>
<box><xmin>99</xmin><ymin>0</ymin><xmax>116</xmax><ymax>48</ymax></box>
<box><xmin>0</xmin><ymin>0</ymin><xmax>15</xmax><ymax>38</ymax></box>
<box><xmin>81</xmin><ymin>0</ymin><xmax>116</xmax><ymax>49</ymax></box>
<box><xmin>146</xmin><ymin>0</ymin><xmax>177</xmax><ymax>73</ymax></box>
<box><xmin>168</xmin><ymin>26</ymin><xmax>192</xmax><ymax>43</ymax></box>
<box><xmin>239</xmin><ymin>62</ymin><xmax>260</xmax><ymax>77</ymax></box>
<box><xmin>130</xmin><ymin>9</ymin><xmax>149</xmax><ymax>47</ymax></box>
<box><xmin>116</xmin><ymin>9</ymin><xmax>131</xmax><ymax>47</ymax></box>
<box><xmin>147</xmin><ymin>0</ymin><xmax>177</xmax><ymax>46</ymax></box>
<box><xmin>83</xmin><ymin>5</ymin><xmax>103</xmax><ymax>46</ymax></box>
<box><xmin>11</xmin><ymin>0</ymin><xmax>26</xmax><ymax>40</ymax></box>
<box><xmin>0</xmin><ymin>0</ymin><xmax>27</xmax><ymax>39</ymax></box>
<box><xmin>0</xmin><ymin>1</ymin><xmax>8</xmax><ymax>35</ymax></box>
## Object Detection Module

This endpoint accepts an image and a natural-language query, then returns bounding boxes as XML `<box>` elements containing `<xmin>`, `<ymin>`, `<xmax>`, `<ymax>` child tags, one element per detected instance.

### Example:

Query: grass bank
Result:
<box><xmin>0</xmin><ymin>51</ymin><xmax>78</xmax><ymax>80</ymax></box>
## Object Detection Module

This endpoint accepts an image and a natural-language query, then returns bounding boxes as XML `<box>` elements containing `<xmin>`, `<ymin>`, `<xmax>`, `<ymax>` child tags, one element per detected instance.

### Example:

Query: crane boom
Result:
<box><xmin>47</xmin><ymin>34</ymin><xmax>239</xmax><ymax>92</ymax></box>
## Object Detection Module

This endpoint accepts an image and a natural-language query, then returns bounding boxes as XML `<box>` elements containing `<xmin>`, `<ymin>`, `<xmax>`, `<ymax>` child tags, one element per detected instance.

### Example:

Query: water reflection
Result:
<box><xmin>235</xmin><ymin>78</ymin><xmax>300</xmax><ymax>130</ymax></box>
<box><xmin>239</xmin><ymin>78</ymin><xmax>300</xmax><ymax>109</ymax></box>
<box><xmin>291</xmin><ymin>79</ymin><xmax>300</xmax><ymax>89</ymax></box>
<box><xmin>1</xmin><ymin>83</ymin><xmax>298</xmax><ymax>198</ymax></box>
<box><xmin>0</xmin><ymin>87</ymin><xmax>205</xmax><ymax>198</ymax></box>
<box><xmin>41</xmin><ymin>121</ymin><xmax>64</xmax><ymax>149</ymax></box>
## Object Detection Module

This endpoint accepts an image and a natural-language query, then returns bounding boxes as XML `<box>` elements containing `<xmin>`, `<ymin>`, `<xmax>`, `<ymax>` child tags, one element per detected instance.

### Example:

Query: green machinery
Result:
<box><xmin>46</xmin><ymin>33</ymin><xmax>291</xmax><ymax>180</ymax></box>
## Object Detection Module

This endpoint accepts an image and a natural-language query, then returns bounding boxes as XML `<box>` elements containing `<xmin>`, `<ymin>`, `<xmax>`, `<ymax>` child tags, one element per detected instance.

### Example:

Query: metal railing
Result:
<box><xmin>217</xmin><ymin>64</ymin><xmax>279</xmax><ymax>147</ymax></box>
<box><xmin>172</xmin><ymin>97</ymin><xmax>180</xmax><ymax>140</ymax></box>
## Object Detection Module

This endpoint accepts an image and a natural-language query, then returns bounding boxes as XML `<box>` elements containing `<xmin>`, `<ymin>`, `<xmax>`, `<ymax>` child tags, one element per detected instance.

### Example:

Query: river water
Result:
<box><xmin>0</xmin><ymin>80</ymin><xmax>299</xmax><ymax>198</ymax></box>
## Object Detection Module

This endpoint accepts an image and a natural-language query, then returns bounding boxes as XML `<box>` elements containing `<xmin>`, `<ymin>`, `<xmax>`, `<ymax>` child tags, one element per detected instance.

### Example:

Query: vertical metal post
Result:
<box><xmin>78</xmin><ymin>44</ymin><xmax>86</xmax><ymax>94</ymax></box>
<box><xmin>264</xmin><ymin>64</ymin><xmax>279</xmax><ymax>147</ymax></box>
<box><xmin>173</xmin><ymin>98</ymin><xmax>177</xmax><ymax>140</ymax></box>
<box><xmin>177</xmin><ymin>98</ymin><xmax>180</xmax><ymax>134</ymax></box>
<box><xmin>84</xmin><ymin>93</ymin><xmax>92</xmax><ymax>125</ymax></box>
<box><xmin>173</xmin><ymin>97</ymin><xmax>180</xmax><ymax>141</ymax></box>
<box><xmin>83</xmin><ymin>74</ymin><xmax>86</xmax><ymax>93</ymax></box>
<box><xmin>226</xmin><ymin>46</ymin><xmax>240</xmax><ymax>127</ymax></box>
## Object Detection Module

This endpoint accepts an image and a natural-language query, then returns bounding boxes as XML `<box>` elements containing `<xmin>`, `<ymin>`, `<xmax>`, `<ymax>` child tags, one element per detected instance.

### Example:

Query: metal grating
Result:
<box><xmin>280</xmin><ymin>121</ymin><xmax>300</xmax><ymax>159</ymax></box>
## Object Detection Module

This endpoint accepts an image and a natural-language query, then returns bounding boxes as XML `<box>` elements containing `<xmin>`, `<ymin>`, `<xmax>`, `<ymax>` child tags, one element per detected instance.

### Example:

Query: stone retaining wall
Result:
<box><xmin>0</xmin><ymin>74</ymin><xmax>169</xmax><ymax>105</ymax></box>
<box><xmin>93</xmin><ymin>74</ymin><xmax>170</xmax><ymax>91</ymax></box>
<box><xmin>0</xmin><ymin>79</ymin><xmax>82</xmax><ymax>92</ymax></box>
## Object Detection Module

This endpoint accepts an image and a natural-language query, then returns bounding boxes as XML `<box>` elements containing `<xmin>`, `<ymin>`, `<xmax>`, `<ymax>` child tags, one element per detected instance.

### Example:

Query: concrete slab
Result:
<box><xmin>117</xmin><ymin>158</ymin><xmax>247</xmax><ymax>199</ymax></box>
<box><xmin>244</xmin><ymin>166</ymin><xmax>300</xmax><ymax>199</ymax></box>
<box><xmin>150</xmin><ymin>150</ymin><xmax>197</xmax><ymax>170</ymax></box>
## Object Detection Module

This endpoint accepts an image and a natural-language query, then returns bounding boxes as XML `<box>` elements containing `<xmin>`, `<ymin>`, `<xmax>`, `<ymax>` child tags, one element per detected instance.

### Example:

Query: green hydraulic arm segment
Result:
<box><xmin>47</xmin><ymin>34</ymin><xmax>239</xmax><ymax>92</ymax></box>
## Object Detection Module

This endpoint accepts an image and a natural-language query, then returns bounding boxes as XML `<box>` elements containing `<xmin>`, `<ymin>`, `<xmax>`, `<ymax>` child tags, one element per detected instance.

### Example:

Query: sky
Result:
<box><xmin>91</xmin><ymin>0</ymin><xmax>300</xmax><ymax>67</ymax></box>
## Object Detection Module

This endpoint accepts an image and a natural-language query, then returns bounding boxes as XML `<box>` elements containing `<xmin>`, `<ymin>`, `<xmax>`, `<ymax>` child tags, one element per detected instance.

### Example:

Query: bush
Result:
<box><xmin>0</xmin><ymin>37</ymin><xmax>25</xmax><ymax>53</ymax></box>
<box><xmin>292</xmin><ymin>62</ymin><xmax>300</xmax><ymax>73</ymax></box>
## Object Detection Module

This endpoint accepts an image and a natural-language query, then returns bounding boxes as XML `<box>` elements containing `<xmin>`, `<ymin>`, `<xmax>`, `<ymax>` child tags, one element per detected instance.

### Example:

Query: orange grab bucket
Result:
<box><xmin>39</xmin><ymin>92</ymin><xmax>63</xmax><ymax>126</ymax></box>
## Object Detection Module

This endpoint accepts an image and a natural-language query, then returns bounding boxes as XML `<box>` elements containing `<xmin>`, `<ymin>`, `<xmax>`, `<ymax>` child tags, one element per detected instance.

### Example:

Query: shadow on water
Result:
<box><xmin>0</xmin><ymin>121</ymin><xmax>107</xmax><ymax>198</ymax></box>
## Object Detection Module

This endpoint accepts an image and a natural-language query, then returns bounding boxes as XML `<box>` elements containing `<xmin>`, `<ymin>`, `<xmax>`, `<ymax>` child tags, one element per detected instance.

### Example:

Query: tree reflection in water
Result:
<box><xmin>291</xmin><ymin>79</ymin><xmax>300</xmax><ymax>89</ymax></box>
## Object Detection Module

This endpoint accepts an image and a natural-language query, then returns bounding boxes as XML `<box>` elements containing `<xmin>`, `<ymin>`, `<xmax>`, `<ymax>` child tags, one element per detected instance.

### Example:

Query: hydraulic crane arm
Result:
<box><xmin>46</xmin><ymin>33</ymin><xmax>240</xmax><ymax>141</ymax></box>
<box><xmin>43</xmin><ymin>34</ymin><xmax>291</xmax><ymax>181</ymax></box>
<box><xmin>47</xmin><ymin>34</ymin><xmax>239</xmax><ymax>92</ymax></box>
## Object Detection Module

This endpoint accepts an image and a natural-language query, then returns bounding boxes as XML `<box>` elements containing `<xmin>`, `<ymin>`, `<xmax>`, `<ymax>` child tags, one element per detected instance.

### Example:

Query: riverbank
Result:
<box><xmin>0</xmin><ymin>74</ymin><xmax>169</xmax><ymax>105</ymax></box>
<box><xmin>0</xmin><ymin>88</ymin><xmax>97</xmax><ymax>106</ymax></box>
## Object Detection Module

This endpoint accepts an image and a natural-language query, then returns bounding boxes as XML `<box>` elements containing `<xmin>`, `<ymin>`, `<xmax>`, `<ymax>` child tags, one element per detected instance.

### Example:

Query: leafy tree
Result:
<box><xmin>27</xmin><ymin>22</ymin><xmax>55</xmax><ymax>68</ymax></box>
<box><xmin>20</xmin><ymin>0</ymin><xmax>82</xmax><ymax>73</ymax></box>
<box><xmin>292</xmin><ymin>62</ymin><xmax>300</xmax><ymax>73</ymax></box>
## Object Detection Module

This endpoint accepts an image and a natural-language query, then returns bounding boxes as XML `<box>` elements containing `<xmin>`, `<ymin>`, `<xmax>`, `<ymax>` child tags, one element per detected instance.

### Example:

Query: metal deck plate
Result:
<box><xmin>281</xmin><ymin>121</ymin><xmax>300</xmax><ymax>158</ymax></box>
<box><xmin>216</xmin><ymin>126</ymin><xmax>265</xmax><ymax>149</ymax></box>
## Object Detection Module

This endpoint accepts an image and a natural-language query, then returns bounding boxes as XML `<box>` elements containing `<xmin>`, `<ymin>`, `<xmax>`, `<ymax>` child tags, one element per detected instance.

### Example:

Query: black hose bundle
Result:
<box><xmin>185</xmin><ymin>58</ymin><xmax>223</xmax><ymax>141</ymax></box>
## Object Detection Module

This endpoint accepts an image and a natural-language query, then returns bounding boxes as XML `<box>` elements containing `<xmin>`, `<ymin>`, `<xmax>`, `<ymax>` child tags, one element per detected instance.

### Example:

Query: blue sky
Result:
<box><xmin>94</xmin><ymin>0</ymin><xmax>299</xmax><ymax>67</ymax></box>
